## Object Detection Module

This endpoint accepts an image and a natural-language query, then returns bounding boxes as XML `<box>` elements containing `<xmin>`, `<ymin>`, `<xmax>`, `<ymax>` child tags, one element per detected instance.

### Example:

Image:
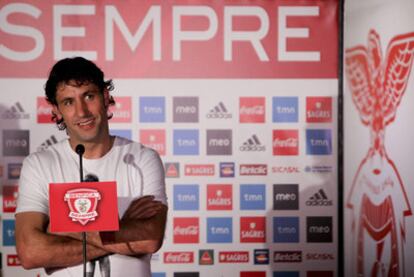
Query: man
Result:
<box><xmin>15</xmin><ymin>57</ymin><xmax>168</xmax><ymax>276</ymax></box>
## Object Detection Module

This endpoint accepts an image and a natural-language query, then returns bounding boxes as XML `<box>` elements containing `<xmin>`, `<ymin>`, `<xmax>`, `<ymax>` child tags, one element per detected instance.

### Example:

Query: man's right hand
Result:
<box><xmin>121</xmin><ymin>195</ymin><xmax>165</xmax><ymax>221</ymax></box>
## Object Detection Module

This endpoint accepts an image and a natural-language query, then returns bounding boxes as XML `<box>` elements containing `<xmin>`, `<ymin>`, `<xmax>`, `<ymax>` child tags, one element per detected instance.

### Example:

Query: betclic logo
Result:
<box><xmin>240</xmin><ymin>217</ymin><xmax>266</xmax><ymax>243</ymax></box>
<box><xmin>273</xmin><ymin>184</ymin><xmax>299</xmax><ymax>210</ymax></box>
<box><xmin>273</xmin><ymin>251</ymin><xmax>302</xmax><ymax>263</ymax></box>
<box><xmin>306</xmin><ymin>97</ymin><xmax>332</xmax><ymax>123</ymax></box>
<box><xmin>109</xmin><ymin>96</ymin><xmax>132</xmax><ymax>123</ymax></box>
<box><xmin>239</xmin><ymin>164</ymin><xmax>267</xmax><ymax>176</ymax></box>
<box><xmin>273</xmin><ymin>130</ymin><xmax>298</xmax><ymax>156</ymax></box>
<box><xmin>239</xmin><ymin>97</ymin><xmax>265</xmax><ymax>123</ymax></box>
<box><xmin>2</xmin><ymin>130</ymin><xmax>29</xmax><ymax>156</ymax></box>
<box><xmin>207</xmin><ymin>184</ymin><xmax>232</xmax><ymax>210</ymax></box>
<box><xmin>173</xmin><ymin>97</ymin><xmax>199</xmax><ymax>123</ymax></box>
<box><xmin>140</xmin><ymin>129</ymin><xmax>166</xmax><ymax>155</ymax></box>
<box><xmin>3</xmin><ymin>185</ymin><xmax>18</xmax><ymax>213</ymax></box>
<box><xmin>306</xmin><ymin>216</ymin><xmax>332</xmax><ymax>243</ymax></box>
<box><xmin>173</xmin><ymin>217</ymin><xmax>199</xmax><ymax>243</ymax></box>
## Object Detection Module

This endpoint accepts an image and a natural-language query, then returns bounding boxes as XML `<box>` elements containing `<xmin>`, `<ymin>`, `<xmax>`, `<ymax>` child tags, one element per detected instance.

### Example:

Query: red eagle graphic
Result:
<box><xmin>345</xmin><ymin>30</ymin><xmax>414</xmax><ymax>277</ymax></box>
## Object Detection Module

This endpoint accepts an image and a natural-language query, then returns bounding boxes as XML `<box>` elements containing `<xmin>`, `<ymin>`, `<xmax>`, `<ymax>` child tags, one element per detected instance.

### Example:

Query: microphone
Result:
<box><xmin>85</xmin><ymin>174</ymin><xmax>99</xmax><ymax>182</ymax></box>
<box><xmin>76</xmin><ymin>144</ymin><xmax>85</xmax><ymax>156</ymax></box>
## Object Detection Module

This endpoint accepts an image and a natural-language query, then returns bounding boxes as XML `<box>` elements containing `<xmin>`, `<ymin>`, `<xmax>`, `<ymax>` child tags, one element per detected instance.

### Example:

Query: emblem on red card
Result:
<box><xmin>64</xmin><ymin>188</ymin><xmax>101</xmax><ymax>225</ymax></box>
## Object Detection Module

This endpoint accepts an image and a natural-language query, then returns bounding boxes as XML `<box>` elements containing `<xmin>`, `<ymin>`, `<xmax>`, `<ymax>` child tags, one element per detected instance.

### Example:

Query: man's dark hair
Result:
<box><xmin>44</xmin><ymin>57</ymin><xmax>115</xmax><ymax>130</ymax></box>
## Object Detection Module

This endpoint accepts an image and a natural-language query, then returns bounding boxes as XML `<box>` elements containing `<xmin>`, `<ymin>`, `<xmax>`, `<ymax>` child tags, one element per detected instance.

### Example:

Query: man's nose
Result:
<box><xmin>75</xmin><ymin>100</ymin><xmax>89</xmax><ymax>117</ymax></box>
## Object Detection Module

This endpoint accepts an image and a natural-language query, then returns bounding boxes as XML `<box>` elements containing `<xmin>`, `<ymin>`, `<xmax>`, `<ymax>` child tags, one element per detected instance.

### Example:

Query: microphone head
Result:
<box><xmin>123</xmin><ymin>153</ymin><xmax>135</xmax><ymax>165</ymax></box>
<box><xmin>75</xmin><ymin>144</ymin><xmax>85</xmax><ymax>155</ymax></box>
<box><xmin>85</xmin><ymin>174</ymin><xmax>99</xmax><ymax>182</ymax></box>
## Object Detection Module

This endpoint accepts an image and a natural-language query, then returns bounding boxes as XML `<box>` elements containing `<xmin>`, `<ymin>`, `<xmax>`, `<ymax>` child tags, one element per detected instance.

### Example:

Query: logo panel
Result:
<box><xmin>173</xmin><ymin>97</ymin><xmax>199</xmax><ymax>123</ymax></box>
<box><xmin>273</xmin><ymin>272</ymin><xmax>300</xmax><ymax>277</ymax></box>
<box><xmin>306</xmin><ymin>129</ymin><xmax>332</xmax><ymax>155</ymax></box>
<box><xmin>140</xmin><ymin>129</ymin><xmax>166</xmax><ymax>156</ymax></box>
<box><xmin>254</xmin><ymin>249</ymin><xmax>269</xmax><ymax>265</ymax></box>
<box><xmin>139</xmin><ymin>96</ymin><xmax>165</xmax><ymax>122</ymax></box>
<box><xmin>7</xmin><ymin>254</ymin><xmax>21</xmax><ymax>266</ymax></box>
<box><xmin>3</xmin><ymin>219</ymin><xmax>16</xmax><ymax>246</ymax></box>
<box><xmin>207</xmin><ymin>102</ymin><xmax>232</xmax><ymax>119</ymax></box>
<box><xmin>2</xmin><ymin>102</ymin><xmax>29</xmax><ymax>120</ymax></box>
<box><xmin>220</xmin><ymin>162</ymin><xmax>235</xmax><ymax>178</ymax></box>
<box><xmin>165</xmin><ymin>162</ymin><xmax>180</xmax><ymax>178</ymax></box>
<box><xmin>306</xmin><ymin>97</ymin><xmax>332</xmax><ymax>123</ymax></box>
<box><xmin>240</xmin><ymin>272</ymin><xmax>266</xmax><ymax>277</ymax></box>
<box><xmin>219</xmin><ymin>251</ymin><xmax>249</xmax><ymax>263</ymax></box>
<box><xmin>173</xmin><ymin>185</ymin><xmax>199</xmax><ymax>211</ymax></box>
<box><xmin>173</xmin><ymin>273</ymin><xmax>199</xmax><ymax>277</ymax></box>
<box><xmin>273</xmin><ymin>97</ymin><xmax>298</xmax><ymax>122</ymax></box>
<box><xmin>239</xmin><ymin>134</ymin><xmax>266</xmax><ymax>152</ymax></box>
<box><xmin>207</xmin><ymin>184</ymin><xmax>232</xmax><ymax>210</ymax></box>
<box><xmin>273</xmin><ymin>217</ymin><xmax>299</xmax><ymax>243</ymax></box>
<box><xmin>174</xmin><ymin>217</ymin><xmax>199</xmax><ymax>243</ymax></box>
<box><xmin>173</xmin><ymin>130</ymin><xmax>199</xmax><ymax>155</ymax></box>
<box><xmin>206</xmin><ymin>129</ymin><xmax>232</xmax><ymax>155</ymax></box>
<box><xmin>110</xmin><ymin>96</ymin><xmax>132</xmax><ymax>123</ymax></box>
<box><xmin>37</xmin><ymin>97</ymin><xmax>53</xmax><ymax>123</ymax></box>
<box><xmin>239</xmin><ymin>97</ymin><xmax>265</xmax><ymax>123</ymax></box>
<box><xmin>185</xmin><ymin>164</ymin><xmax>214</xmax><ymax>176</ymax></box>
<box><xmin>207</xmin><ymin>217</ymin><xmax>232</xmax><ymax>243</ymax></box>
<box><xmin>307</xmin><ymin>216</ymin><xmax>332</xmax><ymax>243</ymax></box>
<box><xmin>7</xmin><ymin>163</ymin><xmax>22</xmax><ymax>179</ymax></box>
<box><xmin>164</xmin><ymin>252</ymin><xmax>194</xmax><ymax>264</ymax></box>
<box><xmin>199</xmin><ymin>249</ymin><xmax>214</xmax><ymax>265</ymax></box>
<box><xmin>273</xmin><ymin>130</ymin><xmax>298</xmax><ymax>156</ymax></box>
<box><xmin>306</xmin><ymin>189</ymin><xmax>333</xmax><ymax>206</ymax></box>
<box><xmin>273</xmin><ymin>251</ymin><xmax>302</xmax><ymax>263</ymax></box>
<box><xmin>240</xmin><ymin>217</ymin><xmax>266</xmax><ymax>243</ymax></box>
<box><xmin>3</xmin><ymin>186</ymin><xmax>18</xmax><ymax>213</ymax></box>
<box><xmin>2</xmin><ymin>130</ymin><xmax>30</xmax><ymax>156</ymax></box>
<box><xmin>240</xmin><ymin>184</ymin><xmax>266</xmax><ymax>210</ymax></box>
<box><xmin>306</xmin><ymin>271</ymin><xmax>334</xmax><ymax>277</ymax></box>
<box><xmin>240</xmin><ymin>164</ymin><xmax>267</xmax><ymax>176</ymax></box>
<box><xmin>273</xmin><ymin>184</ymin><xmax>299</xmax><ymax>210</ymax></box>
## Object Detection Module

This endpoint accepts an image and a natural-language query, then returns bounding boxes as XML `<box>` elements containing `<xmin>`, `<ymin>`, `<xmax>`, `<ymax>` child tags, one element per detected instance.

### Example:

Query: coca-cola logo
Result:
<box><xmin>273</xmin><ymin>130</ymin><xmax>299</xmax><ymax>155</ymax></box>
<box><xmin>239</xmin><ymin>97</ymin><xmax>265</xmax><ymax>123</ymax></box>
<box><xmin>173</xmin><ymin>217</ymin><xmax>199</xmax><ymax>243</ymax></box>
<box><xmin>37</xmin><ymin>97</ymin><xmax>53</xmax><ymax>123</ymax></box>
<box><xmin>164</xmin><ymin>252</ymin><xmax>194</xmax><ymax>263</ymax></box>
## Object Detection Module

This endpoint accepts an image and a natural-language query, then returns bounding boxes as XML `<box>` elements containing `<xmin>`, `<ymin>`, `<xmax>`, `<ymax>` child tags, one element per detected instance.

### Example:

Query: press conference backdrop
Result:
<box><xmin>0</xmin><ymin>1</ymin><xmax>339</xmax><ymax>276</ymax></box>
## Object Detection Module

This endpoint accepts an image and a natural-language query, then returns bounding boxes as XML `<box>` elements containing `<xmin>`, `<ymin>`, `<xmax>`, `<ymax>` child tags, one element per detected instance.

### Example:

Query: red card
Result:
<box><xmin>49</xmin><ymin>181</ymin><xmax>119</xmax><ymax>232</ymax></box>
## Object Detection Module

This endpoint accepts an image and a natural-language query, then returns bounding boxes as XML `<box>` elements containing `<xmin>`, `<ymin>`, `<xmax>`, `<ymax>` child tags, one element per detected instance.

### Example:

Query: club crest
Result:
<box><xmin>64</xmin><ymin>188</ymin><xmax>101</xmax><ymax>225</ymax></box>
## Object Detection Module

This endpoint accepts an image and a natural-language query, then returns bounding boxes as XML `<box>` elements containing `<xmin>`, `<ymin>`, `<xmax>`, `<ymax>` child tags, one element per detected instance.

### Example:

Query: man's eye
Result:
<box><xmin>63</xmin><ymin>100</ymin><xmax>73</xmax><ymax>106</ymax></box>
<box><xmin>85</xmin><ymin>94</ymin><xmax>95</xmax><ymax>101</ymax></box>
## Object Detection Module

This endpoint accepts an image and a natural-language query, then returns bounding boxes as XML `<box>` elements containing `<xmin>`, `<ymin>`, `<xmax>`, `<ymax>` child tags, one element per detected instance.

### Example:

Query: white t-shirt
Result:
<box><xmin>16</xmin><ymin>136</ymin><xmax>167</xmax><ymax>277</ymax></box>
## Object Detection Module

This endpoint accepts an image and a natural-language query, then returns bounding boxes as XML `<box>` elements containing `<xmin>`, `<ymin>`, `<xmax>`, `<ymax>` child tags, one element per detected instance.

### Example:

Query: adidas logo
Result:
<box><xmin>306</xmin><ymin>189</ymin><xmax>333</xmax><ymax>206</ymax></box>
<box><xmin>37</xmin><ymin>135</ymin><xmax>58</xmax><ymax>151</ymax></box>
<box><xmin>2</xmin><ymin>102</ymin><xmax>30</xmax><ymax>119</ymax></box>
<box><xmin>239</xmin><ymin>134</ymin><xmax>266</xmax><ymax>151</ymax></box>
<box><xmin>206</xmin><ymin>102</ymin><xmax>232</xmax><ymax>119</ymax></box>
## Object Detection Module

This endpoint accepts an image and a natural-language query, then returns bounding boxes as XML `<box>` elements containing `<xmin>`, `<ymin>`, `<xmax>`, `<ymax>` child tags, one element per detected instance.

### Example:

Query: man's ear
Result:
<box><xmin>103</xmin><ymin>89</ymin><xmax>110</xmax><ymax>107</ymax></box>
<box><xmin>52</xmin><ymin>105</ymin><xmax>62</xmax><ymax>121</ymax></box>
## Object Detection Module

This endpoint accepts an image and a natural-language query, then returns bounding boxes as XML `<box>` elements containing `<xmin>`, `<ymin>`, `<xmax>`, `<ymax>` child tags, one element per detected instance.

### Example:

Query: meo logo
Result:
<box><xmin>207</xmin><ymin>217</ymin><xmax>232</xmax><ymax>243</ymax></box>
<box><xmin>140</xmin><ymin>129</ymin><xmax>166</xmax><ymax>155</ymax></box>
<box><xmin>273</xmin><ymin>184</ymin><xmax>299</xmax><ymax>210</ymax></box>
<box><xmin>139</xmin><ymin>96</ymin><xmax>165</xmax><ymax>123</ymax></box>
<box><xmin>173</xmin><ymin>185</ymin><xmax>199</xmax><ymax>211</ymax></box>
<box><xmin>173</xmin><ymin>130</ymin><xmax>199</xmax><ymax>155</ymax></box>
<box><xmin>306</xmin><ymin>129</ymin><xmax>332</xmax><ymax>155</ymax></box>
<box><xmin>273</xmin><ymin>217</ymin><xmax>299</xmax><ymax>243</ymax></box>
<box><xmin>273</xmin><ymin>97</ymin><xmax>298</xmax><ymax>122</ymax></box>
<box><xmin>173</xmin><ymin>217</ymin><xmax>199</xmax><ymax>243</ymax></box>
<box><xmin>239</xmin><ymin>97</ymin><xmax>265</xmax><ymax>123</ymax></box>
<box><xmin>240</xmin><ymin>184</ymin><xmax>266</xmax><ymax>210</ymax></box>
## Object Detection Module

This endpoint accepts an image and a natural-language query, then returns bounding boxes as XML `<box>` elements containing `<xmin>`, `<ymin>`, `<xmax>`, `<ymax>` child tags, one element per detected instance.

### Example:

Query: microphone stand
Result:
<box><xmin>75</xmin><ymin>144</ymin><xmax>87</xmax><ymax>277</ymax></box>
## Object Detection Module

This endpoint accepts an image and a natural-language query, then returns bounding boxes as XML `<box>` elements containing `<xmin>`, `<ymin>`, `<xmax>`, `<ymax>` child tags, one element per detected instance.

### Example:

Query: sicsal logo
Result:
<box><xmin>37</xmin><ymin>97</ymin><xmax>54</xmax><ymax>123</ymax></box>
<box><xmin>3</xmin><ymin>186</ymin><xmax>18</xmax><ymax>213</ymax></box>
<box><xmin>109</xmin><ymin>97</ymin><xmax>132</xmax><ymax>123</ymax></box>
<box><xmin>239</xmin><ymin>97</ymin><xmax>265</xmax><ymax>123</ymax></box>
<box><xmin>163</xmin><ymin>252</ymin><xmax>194</xmax><ymax>264</ymax></box>
<box><xmin>173</xmin><ymin>217</ymin><xmax>199</xmax><ymax>243</ymax></box>
<box><xmin>240</xmin><ymin>217</ymin><xmax>266</xmax><ymax>243</ymax></box>
<box><xmin>306</xmin><ymin>97</ymin><xmax>332</xmax><ymax>123</ymax></box>
<box><xmin>207</xmin><ymin>184</ymin><xmax>232</xmax><ymax>210</ymax></box>
<box><xmin>273</xmin><ymin>130</ymin><xmax>299</xmax><ymax>156</ymax></box>
<box><xmin>140</xmin><ymin>129</ymin><xmax>166</xmax><ymax>156</ymax></box>
<box><xmin>219</xmin><ymin>251</ymin><xmax>249</xmax><ymax>263</ymax></box>
<box><xmin>185</xmin><ymin>164</ymin><xmax>214</xmax><ymax>176</ymax></box>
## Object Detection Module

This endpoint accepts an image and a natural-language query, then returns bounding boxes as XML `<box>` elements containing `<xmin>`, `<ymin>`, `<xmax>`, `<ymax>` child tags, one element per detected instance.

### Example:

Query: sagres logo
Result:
<box><xmin>164</xmin><ymin>252</ymin><xmax>194</xmax><ymax>264</ymax></box>
<box><xmin>140</xmin><ymin>129</ymin><xmax>166</xmax><ymax>155</ymax></box>
<box><xmin>345</xmin><ymin>29</ymin><xmax>414</xmax><ymax>277</ymax></box>
<box><xmin>1</xmin><ymin>102</ymin><xmax>29</xmax><ymax>120</ymax></box>
<box><xmin>239</xmin><ymin>164</ymin><xmax>267</xmax><ymax>176</ymax></box>
<box><xmin>219</xmin><ymin>251</ymin><xmax>249</xmax><ymax>263</ymax></box>
<box><xmin>7</xmin><ymin>254</ymin><xmax>21</xmax><ymax>266</ymax></box>
<box><xmin>207</xmin><ymin>101</ymin><xmax>232</xmax><ymax>119</ymax></box>
<box><xmin>173</xmin><ymin>97</ymin><xmax>199</xmax><ymax>123</ymax></box>
<box><xmin>306</xmin><ymin>189</ymin><xmax>333</xmax><ymax>206</ymax></box>
<box><xmin>185</xmin><ymin>164</ymin><xmax>214</xmax><ymax>176</ymax></box>
<box><xmin>240</xmin><ymin>272</ymin><xmax>265</xmax><ymax>277</ymax></box>
<box><xmin>240</xmin><ymin>217</ymin><xmax>266</xmax><ymax>243</ymax></box>
<box><xmin>7</xmin><ymin>163</ymin><xmax>22</xmax><ymax>179</ymax></box>
<box><xmin>239</xmin><ymin>134</ymin><xmax>265</xmax><ymax>152</ymax></box>
<box><xmin>3</xmin><ymin>185</ymin><xmax>18</xmax><ymax>213</ymax></box>
<box><xmin>164</xmin><ymin>162</ymin><xmax>180</xmax><ymax>178</ymax></box>
<box><xmin>173</xmin><ymin>217</ymin><xmax>199</xmax><ymax>243</ymax></box>
<box><xmin>199</xmin><ymin>249</ymin><xmax>214</xmax><ymax>265</ymax></box>
<box><xmin>306</xmin><ymin>97</ymin><xmax>332</xmax><ymax>123</ymax></box>
<box><xmin>273</xmin><ymin>251</ymin><xmax>302</xmax><ymax>263</ymax></box>
<box><xmin>37</xmin><ymin>97</ymin><xmax>53</xmax><ymax>123</ymax></box>
<box><xmin>240</xmin><ymin>184</ymin><xmax>266</xmax><ymax>210</ymax></box>
<box><xmin>139</xmin><ymin>96</ymin><xmax>165</xmax><ymax>123</ymax></box>
<box><xmin>273</xmin><ymin>130</ymin><xmax>298</xmax><ymax>155</ymax></box>
<box><xmin>306</xmin><ymin>129</ymin><xmax>332</xmax><ymax>155</ymax></box>
<box><xmin>173</xmin><ymin>185</ymin><xmax>199</xmax><ymax>211</ymax></box>
<box><xmin>273</xmin><ymin>217</ymin><xmax>299</xmax><ymax>243</ymax></box>
<box><xmin>306</xmin><ymin>216</ymin><xmax>332</xmax><ymax>243</ymax></box>
<box><xmin>273</xmin><ymin>184</ymin><xmax>298</xmax><ymax>210</ymax></box>
<box><xmin>109</xmin><ymin>97</ymin><xmax>131</xmax><ymax>123</ymax></box>
<box><xmin>2</xmin><ymin>130</ymin><xmax>29</xmax><ymax>156</ymax></box>
<box><xmin>37</xmin><ymin>135</ymin><xmax>58</xmax><ymax>151</ymax></box>
<box><xmin>207</xmin><ymin>217</ymin><xmax>232</xmax><ymax>243</ymax></box>
<box><xmin>206</xmin><ymin>129</ymin><xmax>232</xmax><ymax>155</ymax></box>
<box><xmin>239</xmin><ymin>97</ymin><xmax>265</xmax><ymax>123</ymax></box>
<box><xmin>207</xmin><ymin>184</ymin><xmax>232</xmax><ymax>210</ymax></box>
<box><xmin>272</xmin><ymin>96</ymin><xmax>298</xmax><ymax>123</ymax></box>
<box><xmin>254</xmin><ymin>249</ymin><xmax>269</xmax><ymax>265</ymax></box>
<box><xmin>65</xmin><ymin>189</ymin><xmax>101</xmax><ymax>225</ymax></box>
<box><xmin>220</xmin><ymin>162</ymin><xmax>235</xmax><ymax>178</ymax></box>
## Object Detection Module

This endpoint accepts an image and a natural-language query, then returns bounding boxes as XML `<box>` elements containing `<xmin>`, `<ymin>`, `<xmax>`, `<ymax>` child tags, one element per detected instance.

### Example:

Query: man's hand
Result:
<box><xmin>121</xmin><ymin>195</ymin><xmax>165</xmax><ymax>221</ymax></box>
